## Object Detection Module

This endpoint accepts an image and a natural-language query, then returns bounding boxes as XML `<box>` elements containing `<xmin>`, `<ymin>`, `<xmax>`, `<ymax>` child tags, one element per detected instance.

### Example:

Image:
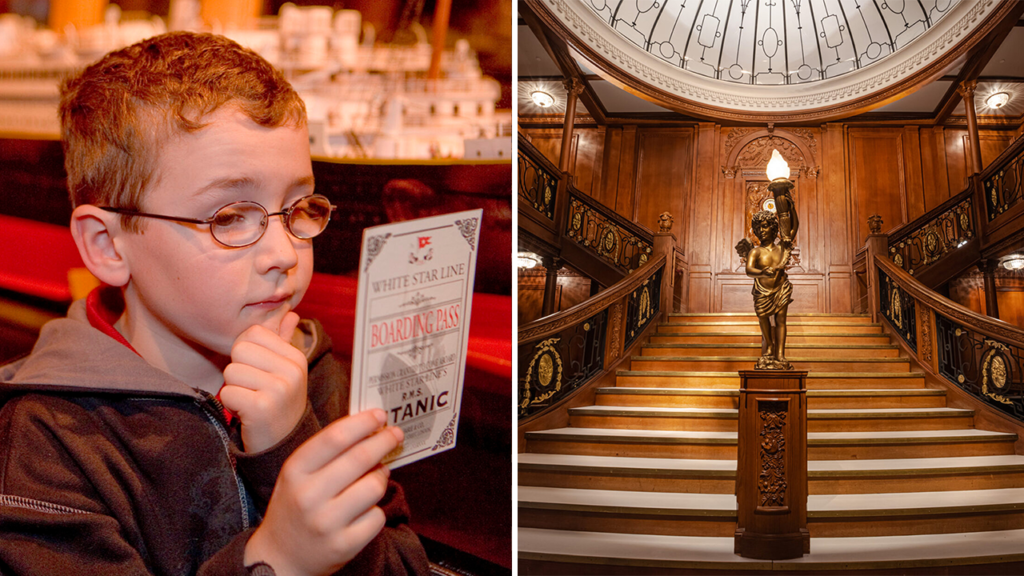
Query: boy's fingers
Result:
<box><xmin>309</xmin><ymin>426</ymin><xmax>399</xmax><ymax>501</ymax></box>
<box><xmin>290</xmin><ymin>410</ymin><xmax>388</xmax><ymax>474</ymax></box>
<box><xmin>323</xmin><ymin>469</ymin><xmax>391</xmax><ymax>528</ymax></box>
<box><xmin>217</xmin><ymin>381</ymin><xmax>259</xmax><ymax>414</ymax></box>
<box><xmin>234</xmin><ymin>324</ymin><xmax>307</xmax><ymax>363</ymax></box>
<box><xmin>229</xmin><ymin>342</ymin><xmax>305</xmax><ymax>386</ymax></box>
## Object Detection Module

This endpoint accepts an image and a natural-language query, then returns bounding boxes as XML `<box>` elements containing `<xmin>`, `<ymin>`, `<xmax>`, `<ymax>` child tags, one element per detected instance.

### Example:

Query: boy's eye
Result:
<box><xmin>213</xmin><ymin>204</ymin><xmax>261</xmax><ymax>227</ymax></box>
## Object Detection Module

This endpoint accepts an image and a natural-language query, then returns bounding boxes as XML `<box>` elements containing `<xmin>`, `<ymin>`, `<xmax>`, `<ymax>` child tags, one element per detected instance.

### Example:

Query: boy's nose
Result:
<box><xmin>255</xmin><ymin>216</ymin><xmax>299</xmax><ymax>273</ymax></box>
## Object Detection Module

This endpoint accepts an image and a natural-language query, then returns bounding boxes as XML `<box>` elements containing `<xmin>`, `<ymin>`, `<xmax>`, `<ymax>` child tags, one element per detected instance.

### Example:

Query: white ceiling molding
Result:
<box><xmin>531</xmin><ymin>0</ymin><xmax>1008</xmax><ymax>121</ymax></box>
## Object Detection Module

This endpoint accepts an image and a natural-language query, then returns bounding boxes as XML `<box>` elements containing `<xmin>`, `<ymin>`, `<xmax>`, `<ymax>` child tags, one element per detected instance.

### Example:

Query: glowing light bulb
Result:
<box><xmin>766</xmin><ymin>149</ymin><xmax>791</xmax><ymax>181</ymax></box>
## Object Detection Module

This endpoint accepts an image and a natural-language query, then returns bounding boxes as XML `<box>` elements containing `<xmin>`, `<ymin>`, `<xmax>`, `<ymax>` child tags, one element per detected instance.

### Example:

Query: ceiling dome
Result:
<box><xmin>531</xmin><ymin>0</ymin><xmax>1012</xmax><ymax>121</ymax></box>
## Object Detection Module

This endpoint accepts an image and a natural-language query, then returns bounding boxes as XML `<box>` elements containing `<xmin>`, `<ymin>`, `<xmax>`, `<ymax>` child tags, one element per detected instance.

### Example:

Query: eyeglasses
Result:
<box><xmin>100</xmin><ymin>194</ymin><xmax>337</xmax><ymax>248</ymax></box>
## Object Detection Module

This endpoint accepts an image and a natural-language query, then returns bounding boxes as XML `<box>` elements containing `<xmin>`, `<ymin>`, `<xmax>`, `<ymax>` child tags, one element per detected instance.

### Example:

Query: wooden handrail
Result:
<box><xmin>518</xmin><ymin>253</ymin><xmax>666</xmax><ymax>344</ymax></box>
<box><xmin>518</xmin><ymin>131</ymin><xmax>560</xmax><ymax>178</ymax></box>
<box><xmin>889</xmin><ymin>185</ymin><xmax>973</xmax><ymax>246</ymax></box>
<box><xmin>874</xmin><ymin>253</ymin><xmax>1024</xmax><ymax>347</ymax></box>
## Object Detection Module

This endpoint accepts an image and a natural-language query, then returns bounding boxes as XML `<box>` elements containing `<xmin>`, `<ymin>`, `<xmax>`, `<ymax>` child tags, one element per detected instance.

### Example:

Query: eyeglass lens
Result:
<box><xmin>210</xmin><ymin>195</ymin><xmax>332</xmax><ymax>247</ymax></box>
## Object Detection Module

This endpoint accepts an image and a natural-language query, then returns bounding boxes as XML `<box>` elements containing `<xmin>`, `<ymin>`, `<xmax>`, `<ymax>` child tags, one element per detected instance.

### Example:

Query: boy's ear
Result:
<box><xmin>70</xmin><ymin>205</ymin><xmax>131</xmax><ymax>287</ymax></box>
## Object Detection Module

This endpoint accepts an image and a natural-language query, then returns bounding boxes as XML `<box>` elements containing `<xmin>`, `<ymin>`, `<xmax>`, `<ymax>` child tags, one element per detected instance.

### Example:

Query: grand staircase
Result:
<box><xmin>519</xmin><ymin>313</ymin><xmax>1024</xmax><ymax>573</ymax></box>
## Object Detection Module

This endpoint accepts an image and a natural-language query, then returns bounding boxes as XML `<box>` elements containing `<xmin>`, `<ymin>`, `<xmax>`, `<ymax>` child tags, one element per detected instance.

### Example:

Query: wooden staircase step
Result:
<box><xmin>658</xmin><ymin>321</ymin><xmax>884</xmax><ymax>334</ymax></box>
<box><xmin>667</xmin><ymin>313</ymin><xmax>874</xmax><ymax>324</ymax></box>
<box><xmin>650</xmin><ymin>332</ymin><xmax>892</xmax><ymax>345</ymax></box>
<box><xmin>568</xmin><ymin>405</ymin><xmax>974</xmax><ymax>432</ymax></box>
<box><xmin>518</xmin><ymin>453</ymin><xmax>1024</xmax><ymax>494</ymax></box>
<box><xmin>640</xmin><ymin>343</ymin><xmax>901</xmax><ymax>358</ymax></box>
<box><xmin>518</xmin><ymin>486</ymin><xmax>1024</xmax><ymax>538</ymax></box>
<box><xmin>808</xmin><ymin>487</ymin><xmax>1024</xmax><ymax>537</ymax></box>
<box><xmin>524</xmin><ymin>428</ymin><xmax>1016</xmax><ymax>460</ymax></box>
<box><xmin>519</xmin><ymin>486</ymin><xmax>738</xmax><ymax>537</ymax></box>
<box><xmin>614</xmin><ymin>370</ymin><xmax>927</xmax><ymax>389</ymax></box>
<box><xmin>518</xmin><ymin>453</ymin><xmax>736</xmax><ymax>493</ymax></box>
<box><xmin>630</xmin><ymin>356</ymin><xmax>910</xmax><ymax>372</ymax></box>
<box><xmin>594</xmin><ymin>387</ymin><xmax>945</xmax><ymax>409</ymax></box>
<box><xmin>519</xmin><ymin>527</ymin><xmax>1024</xmax><ymax>574</ymax></box>
<box><xmin>809</xmin><ymin>455</ymin><xmax>1024</xmax><ymax>493</ymax></box>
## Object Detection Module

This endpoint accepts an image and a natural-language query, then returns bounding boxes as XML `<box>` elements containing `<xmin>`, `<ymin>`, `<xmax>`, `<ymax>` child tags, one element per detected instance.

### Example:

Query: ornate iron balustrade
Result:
<box><xmin>869</xmin><ymin>254</ymin><xmax>1024</xmax><ymax>427</ymax></box>
<box><xmin>518</xmin><ymin>309</ymin><xmax>607</xmax><ymax>419</ymax></box>
<box><xmin>518</xmin><ymin>255</ymin><xmax>667</xmax><ymax>421</ymax></box>
<box><xmin>624</xmin><ymin>267</ymin><xmax>662</xmax><ymax>348</ymax></box>
<box><xmin>878</xmin><ymin>268</ymin><xmax>916</xmax><ymax>353</ymax></box>
<box><xmin>564</xmin><ymin>193</ymin><xmax>654</xmax><ymax>273</ymax></box>
<box><xmin>518</xmin><ymin>142</ymin><xmax>557</xmax><ymax>220</ymax></box>
<box><xmin>937</xmin><ymin>314</ymin><xmax>1024</xmax><ymax>421</ymax></box>
<box><xmin>983</xmin><ymin>139</ymin><xmax>1024</xmax><ymax>221</ymax></box>
<box><xmin>888</xmin><ymin>196</ymin><xmax>973</xmax><ymax>276</ymax></box>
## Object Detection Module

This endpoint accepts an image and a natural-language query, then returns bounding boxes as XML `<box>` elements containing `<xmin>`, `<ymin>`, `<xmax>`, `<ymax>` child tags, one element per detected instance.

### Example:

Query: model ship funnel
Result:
<box><xmin>766</xmin><ymin>149</ymin><xmax>790</xmax><ymax>181</ymax></box>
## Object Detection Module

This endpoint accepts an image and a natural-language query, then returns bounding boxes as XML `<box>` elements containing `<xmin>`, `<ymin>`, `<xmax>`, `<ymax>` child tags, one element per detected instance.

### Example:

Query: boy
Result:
<box><xmin>739</xmin><ymin>210</ymin><xmax>794</xmax><ymax>370</ymax></box>
<box><xmin>0</xmin><ymin>32</ymin><xmax>430</xmax><ymax>575</ymax></box>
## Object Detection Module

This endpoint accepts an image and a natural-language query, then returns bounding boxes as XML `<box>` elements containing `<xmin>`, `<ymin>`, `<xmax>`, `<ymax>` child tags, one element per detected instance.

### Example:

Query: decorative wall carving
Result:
<box><xmin>758</xmin><ymin>400</ymin><xmax>788</xmax><ymax>508</ymax></box>
<box><xmin>738</xmin><ymin>137</ymin><xmax>807</xmax><ymax>170</ymax></box>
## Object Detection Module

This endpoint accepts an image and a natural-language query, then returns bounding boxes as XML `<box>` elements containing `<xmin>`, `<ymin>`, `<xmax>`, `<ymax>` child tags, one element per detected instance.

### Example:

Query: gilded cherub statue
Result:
<box><xmin>736</xmin><ymin>210</ymin><xmax>794</xmax><ymax>370</ymax></box>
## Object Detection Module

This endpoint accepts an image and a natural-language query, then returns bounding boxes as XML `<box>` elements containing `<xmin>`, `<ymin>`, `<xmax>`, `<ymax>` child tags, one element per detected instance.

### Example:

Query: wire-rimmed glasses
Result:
<box><xmin>99</xmin><ymin>194</ymin><xmax>337</xmax><ymax>248</ymax></box>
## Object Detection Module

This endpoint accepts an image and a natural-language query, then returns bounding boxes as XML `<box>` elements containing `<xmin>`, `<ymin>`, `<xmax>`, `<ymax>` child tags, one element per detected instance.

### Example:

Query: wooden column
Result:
<box><xmin>735</xmin><ymin>370</ymin><xmax>809</xmax><ymax>560</ymax></box>
<box><xmin>864</xmin><ymin>215</ymin><xmax>888</xmax><ymax>324</ymax></box>
<box><xmin>653</xmin><ymin>213</ymin><xmax>677</xmax><ymax>315</ymax></box>
<box><xmin>541</xmin><ymin>256</ymin><xmax>562</xmax><ymax>317</ymax></box>
<box><xmin>958</xmin><ymin>80</ymin><xmax>984</xmax><ymax>175</ymax></box>
<box><xmin>558</xmin><ymin>78</ymin><xmax>584</xmax><ymax>173</ymax></box>
<box><xmin>979</xmin><ymin>258</ymin><xmax>1001</xmax><ymax>320</ymax></box>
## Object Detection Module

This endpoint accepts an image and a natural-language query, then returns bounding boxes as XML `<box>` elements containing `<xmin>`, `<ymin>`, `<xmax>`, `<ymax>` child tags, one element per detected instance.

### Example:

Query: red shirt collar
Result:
<box><xmin>85</xmin><ymin>286</ymin><xmax>140</xmax><ymax>357</ymax></box>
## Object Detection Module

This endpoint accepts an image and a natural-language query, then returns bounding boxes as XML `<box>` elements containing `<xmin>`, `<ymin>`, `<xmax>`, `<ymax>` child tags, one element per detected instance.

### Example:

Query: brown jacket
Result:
<box><xmin>0</xmin><ymin>298</ymin><xmax>429</xmax><ymax>576</ymax></box>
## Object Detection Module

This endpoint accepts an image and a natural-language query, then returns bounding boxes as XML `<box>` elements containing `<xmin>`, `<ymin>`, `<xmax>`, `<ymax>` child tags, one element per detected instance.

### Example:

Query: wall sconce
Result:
<box><xmin>986</xmin><ymin>92</ymin><xmax>1010</xmax><ymax>109</ymax></box>
<box><xmin>531</xmin><ymin>91</ymin><xmax>554</xmax><ymax>108</ymax></box>
<box><xmin>518</xmin><ymin>252</ymin><xmax>541</xmax><ymax>269</ymax></box>
<box><xmin>1002</xmin><ymin>255</ymin><xmax>1024</xmax><ymax>270</ymax></box>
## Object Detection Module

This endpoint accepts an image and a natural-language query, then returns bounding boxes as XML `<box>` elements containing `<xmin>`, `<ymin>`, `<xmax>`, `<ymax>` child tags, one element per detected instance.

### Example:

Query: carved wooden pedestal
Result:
<box><xmin>734</xmin><ymin>370</ymin><xmax>809</xmax><ymax>560</ymax></box>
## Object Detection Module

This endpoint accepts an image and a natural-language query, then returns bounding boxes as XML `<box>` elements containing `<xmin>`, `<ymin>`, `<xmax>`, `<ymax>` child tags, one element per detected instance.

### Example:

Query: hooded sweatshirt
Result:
<box><xmin>0</xmin><ymin>289</ymin><xmax>430</xmax><ymax>576</ymax></box>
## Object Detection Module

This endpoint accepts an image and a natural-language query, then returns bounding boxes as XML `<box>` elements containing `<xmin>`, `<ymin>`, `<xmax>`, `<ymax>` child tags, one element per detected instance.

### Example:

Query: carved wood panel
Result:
<box><xmin>849</xmin><ymin>129</ymin><xmax>909</xmax><ymax>248</ymax></box>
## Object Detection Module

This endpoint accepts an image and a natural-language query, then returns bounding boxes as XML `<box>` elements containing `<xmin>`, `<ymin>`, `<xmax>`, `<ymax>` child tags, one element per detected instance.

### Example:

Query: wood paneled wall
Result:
<box><xmin>521</xmin><ymin>121</ymin><xmax>1015</xmax><ymax>313</ymax></box>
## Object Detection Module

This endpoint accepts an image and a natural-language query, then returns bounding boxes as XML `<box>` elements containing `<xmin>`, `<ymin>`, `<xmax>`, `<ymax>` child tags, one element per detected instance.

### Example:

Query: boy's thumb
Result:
<box><xmin>278</xmin><ymin>311</ymin><xmax>301</xmax><ymax>342</ymax></box>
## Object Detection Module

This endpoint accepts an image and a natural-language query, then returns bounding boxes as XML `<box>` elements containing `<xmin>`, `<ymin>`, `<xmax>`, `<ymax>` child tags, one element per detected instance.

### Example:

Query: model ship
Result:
<box><xmin>0</xmin><ymin>1</ymin><xmax>511</xmax><ymax>160</ymax></box>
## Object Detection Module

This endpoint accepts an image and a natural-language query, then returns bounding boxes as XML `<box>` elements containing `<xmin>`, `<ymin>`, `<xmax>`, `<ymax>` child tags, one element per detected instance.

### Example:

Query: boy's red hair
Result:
<box><xmin>59</xmin><ymin>32</ymin><xmax>307</xmax><ymax>230</ymax></box>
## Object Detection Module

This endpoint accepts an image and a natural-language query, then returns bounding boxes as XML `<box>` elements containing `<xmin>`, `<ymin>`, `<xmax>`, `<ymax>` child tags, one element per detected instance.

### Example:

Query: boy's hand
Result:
<box><xmin>220</xmin><ymin>312</ymin><xmax>307</xmax><ymax>453</ymax></box>
<box><xmin>244</xmin><ymin>410</ymin><xmax>402</xmax><ymax>576</ymax></box>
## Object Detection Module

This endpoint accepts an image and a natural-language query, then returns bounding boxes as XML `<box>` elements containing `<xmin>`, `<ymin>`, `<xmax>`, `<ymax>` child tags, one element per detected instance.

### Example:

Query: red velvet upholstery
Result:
<box><xmin>0</xmin><ymin>215</ymin><xmax>82</xmax><ymax>301</ymax></box>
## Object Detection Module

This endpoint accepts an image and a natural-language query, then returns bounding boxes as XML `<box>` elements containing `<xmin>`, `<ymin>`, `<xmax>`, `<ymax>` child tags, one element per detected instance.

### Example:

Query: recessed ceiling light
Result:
<box><xmin>531</xmin><ymin>91</ymin><xmax>554</xmax><ymax>108</ymax></box>
<box><xmin>986</xmin><ymin>92</ymin><xmax>1010</xmax><ymax>109</ymax></box>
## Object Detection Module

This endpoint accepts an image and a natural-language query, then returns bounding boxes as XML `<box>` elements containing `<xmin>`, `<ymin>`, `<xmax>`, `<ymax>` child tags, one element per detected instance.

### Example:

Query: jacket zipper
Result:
<box><xmin>195</xmin><ymin>391</ymin><xmax>251</xmax><ymax>531</ymax></box>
